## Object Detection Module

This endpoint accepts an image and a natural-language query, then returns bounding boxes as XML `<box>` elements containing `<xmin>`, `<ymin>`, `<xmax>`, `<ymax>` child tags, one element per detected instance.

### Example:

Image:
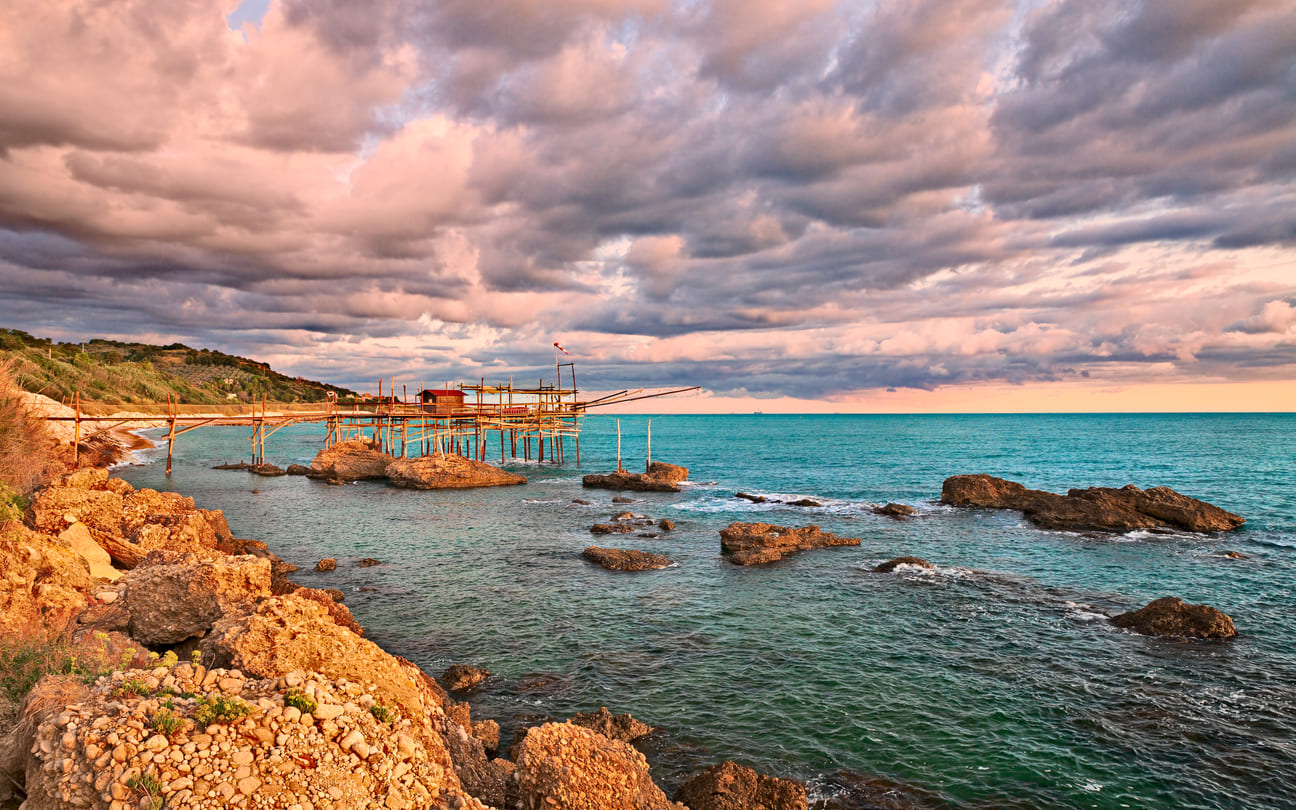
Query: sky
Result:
<box><xmin>1</xmin><ymin>0</ymin><xmax>1294</xmax><ymax>412</ymax></box>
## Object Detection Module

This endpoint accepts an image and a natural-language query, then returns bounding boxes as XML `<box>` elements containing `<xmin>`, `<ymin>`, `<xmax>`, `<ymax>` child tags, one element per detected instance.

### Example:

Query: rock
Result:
<box><xmin>249</xmin><ymin>463</ymin><xmax>286</xmax><ymax>476</ymax></box>
<box><xmin>307</xmin><ymin>439</ymin><xmax>393</xmax><ymax>483</ymax></box>
<box><xmin>25</xmin><ymin>487</ymin><xmax>123</xmax><ymax>538</ymax></box>
<box><xmin>1110</xmin><ymin>597</ymin><xmax>1237</xmax><ymax>639</ymax></box>
<box><xmin>58</xmin><ymin>522</ymin><xmax>118</xmax><ymax>582</ymax></box>
<box><xmin>358</xmin><ymin>557</ymin><xmax>382</xmax><ymax>567</ymax></box>
<box><xmin>119</xmin><ymin>554</ymin><xmax>272</xmax><ymax>646</ymax></box>
<box><xmin>213</xmin><ymin>462</ymin><xmax>253</xmax><ymax>470</ymax></box>
<box><xmin>442</xmin><ymin>665</ymin><xmax>490</xmax><ymax>692</ymax></box>
<box><xmin>198</xmin><ymin>593</ymin><xmax>446</xmax><ymax>718</ymax></box>
<box><xmin>612</xmin><ymin>497</ymin><xmax>634</xmax><ymax>504</ymax></box>
<box><xmin>1223</xmin><ymin>550</ymin><xmax>1247</xmax><ymax>559</ymax></box>
<box><xmin>873</xmin><ymin>503</ymin><xmax>916</xmax><ymax>518</ymax></box>
<box><xmin>786</xmin><ymin>498</ymin><xmax>821</xmax><ymax>507</ymax></box>
<box><xmin>285</xmin><ymin>464</ymin><xmax>312</xmax><ymax>475</ymax></box>
<box><xmin>658</xmin><ymin>519</ymin><xmax>675</xmax><ymax>532</ymax></box>
<box><xmin>569</xmin><ymin>707</ymin><xmax>654</xmax><ymax>743</ymax></box>
<box><xmin>940</xmin><ymin>474</ymin><xmax>1244</xmax><ymax>534</ymax></box>
<box><xmin>0</xmin><ymin>675</ymin><xmax>91</xmax><ymax>792</ymax></box>
<box><xmin>675</xmin><ymin>761</ymin><xmax>807</xmax><ymax>810</ymax></box>
<box><xmin>438</xmin><ymin>713</ymin><xmax>507</xmax><ymax>807</ymax></box>
<box><xmin>572</xmin><ymin>499</ymin><xmax>592</xmax><ymax>505</ymax></box>
<box><xmin>386</xmin><ymin>454</ymin><xmax>527</xmax><ymax>489</ymax></box>
<box><xmin>590</xmin><ymin>523</ymin><xmax>634</xmax><ymax>534</ymax></box>
<box><xmin>0</xmin><ymin>524</ymin><xmax>92</xmax><ymax>634</ymax></box>
<box><xmin>582</xmin><ymin>547</ymin><xmax>673</xmax><ymax>571</ymax></box>
<box><xmin>472</xmin><ymin>719</ymin><xmax>501</xmax><ymax>754</ymax></box>
<box><xmin>583</xmin><ymin>462</ymin><xmax>690</xmax><ymax>493</ymax></box>
<box><xmin>512</xmin><ymin>722</ymin><xmax>685</xmax><ymax>810</ymax></box>
<box><xmin>873</xmin><ymin>556</ymin><xmax>934</xmax><ymax>573</ymax></box>
<box><xmin>719</xmin><ymin>522</ymin><xmax>860</xmax><ymax>565</ymax></box>
<box><xmin>18</xmin><ymin>669</ymin><xmax>472</xmax><ymax>810</ymax></box>
<box><xmin>315</xmin><ymin>558</ymin><xmax>337</xmax><ymax>572</ymax></box>
<box><xmin>295</xmin><ymin>587</ymin><xmax>363</xmax><ymax>635</ymax></box>
<box><xmin>734</xmin><ymin>492</ymin><xmax>767</xmax><ymax>503</ymax></box>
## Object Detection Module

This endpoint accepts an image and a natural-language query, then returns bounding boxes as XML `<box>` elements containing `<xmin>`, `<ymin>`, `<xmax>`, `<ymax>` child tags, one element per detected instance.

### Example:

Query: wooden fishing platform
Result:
<box><xmin>42</xmin><ymin>362</ymin><xmax>697</xmax><ymax>474</ymax></box>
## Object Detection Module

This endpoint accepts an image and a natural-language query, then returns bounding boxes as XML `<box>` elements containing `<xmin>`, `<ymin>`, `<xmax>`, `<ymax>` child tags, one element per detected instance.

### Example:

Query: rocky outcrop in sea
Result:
<box><xmin>940</xmin><ymin>474</ymin><xmax>1244</xmax><ymax>533</ymax></box>
<box><xmin>582</xmin><ymin>546</ymin><xmax>674</xmax><ymax>571</ymax></box>
<box><xmin>1110</xmin><ymin>597</ymin><xmax>1237</xmax><ymax>639</ymax></box>
<box><xmin>582</xmin><ymin>462</ymin><xmax>689</xmax><ymax>492</ymax></box>
<box><xmin>719</xmin><ymin>522</ymin><xmax>861</xmax><ymax>565</ymax></box>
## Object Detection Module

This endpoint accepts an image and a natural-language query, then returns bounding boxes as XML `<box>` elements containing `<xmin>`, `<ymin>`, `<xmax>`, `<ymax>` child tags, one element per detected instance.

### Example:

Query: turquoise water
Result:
<box><xmin>117</xmin><ymin>414</ymin><xmax>1296</xmax><ymax>809</ymax></box>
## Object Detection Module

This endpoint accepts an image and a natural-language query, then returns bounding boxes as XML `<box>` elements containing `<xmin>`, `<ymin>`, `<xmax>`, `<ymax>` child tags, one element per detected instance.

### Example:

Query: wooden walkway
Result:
<box><xmin>42</xmin><ymin>368</ymin><xmax>697</xmax><ymax>474</ymax></box>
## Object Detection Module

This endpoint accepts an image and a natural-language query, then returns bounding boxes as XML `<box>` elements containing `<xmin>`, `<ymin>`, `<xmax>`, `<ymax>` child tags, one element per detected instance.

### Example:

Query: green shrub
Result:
<box><xmin>113</xmin><ymin>678</ymin><xmax>151</xmax><ymax>698</ymax></box>
<box><xmin>0</xmin><ymin>632</ymin><xmax>136</xmax><ymax>702</ymax></box>
<box><xmin>194</xmin><ymin>694</ymin><xmax>250</xmax><ymax>726</ymax></box>
<box><xmin>369</xmin><ymin>703</ymin><xmax>395</xmax><ymax>725</ymax></box>
<box><xmin>284</xmin><ymin>688</ymin><xmax>317</xmax><ymax>715</ymax></box>
<box><xmin>151</xmin><ymin>707</ymin><xmax>184</xmax><ymax>735</ymax></box>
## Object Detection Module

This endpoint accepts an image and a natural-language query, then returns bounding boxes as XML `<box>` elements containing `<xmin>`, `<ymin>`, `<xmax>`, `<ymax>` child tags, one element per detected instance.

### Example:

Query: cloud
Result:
<box><xmin>0</xmin><ymin>0</ymin><xmax>1294</xmax><ymax>402</ymax></box>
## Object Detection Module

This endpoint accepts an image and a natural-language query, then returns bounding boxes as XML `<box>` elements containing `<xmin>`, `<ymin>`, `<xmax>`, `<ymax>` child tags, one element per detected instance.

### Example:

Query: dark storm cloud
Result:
<box><xmin>0</xmin><ymin>0</ymin><xmax>1294</xmax><ymax>401</ymax></box>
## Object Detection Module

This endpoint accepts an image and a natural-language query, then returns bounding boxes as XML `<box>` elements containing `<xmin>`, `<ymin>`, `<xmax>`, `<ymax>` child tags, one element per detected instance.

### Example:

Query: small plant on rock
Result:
<box><xmin>284</xmin><ymin>687</ymin><xmax>317</xmax><ymax>715</ymax></box>
<box><xmin>369</xmin><ymin>702</ymin><xmax>395</xmax><ymax>725</ymax></box>
<box><xmin>194</xmin><ymin>694</ymin><xmax>250</xmax><ymax>726</ymax></box>
<box><xmin>151</xmin><ymin>707</ymin><xmax>184</xmax><ymax>736</ymax></box>
<box><xmin>127</xmin><ymin>771</ymin><xmax>164</xmax><ymax>810</ymax></box>
<box><xmin>112</xmin><ymin>677</ymin><xmax>151</xmax><ymax>698</ymax></box>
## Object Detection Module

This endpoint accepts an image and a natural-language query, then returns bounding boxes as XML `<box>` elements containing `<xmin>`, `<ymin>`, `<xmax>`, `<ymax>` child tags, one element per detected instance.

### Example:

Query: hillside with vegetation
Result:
<box><xmin>0</xmin><ymin>329</ymin><xmax>357</xmax><ymax>408</ymax></box>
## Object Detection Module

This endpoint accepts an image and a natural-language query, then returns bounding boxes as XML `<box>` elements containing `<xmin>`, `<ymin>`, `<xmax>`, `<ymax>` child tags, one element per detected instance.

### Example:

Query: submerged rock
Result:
<box><xmin>659</xmin><ymin>519</ymin><xmax>676</xmax><ymax>532</ymax></box>
<box><xmin>582</xmin><ymin>547</ymin><xmax>674</xmax><ymax>571</ymax></box>
<box><xmin>285</xmin><ymin>463</ymin><xmax>312</xmax><ymax>475</ymax></box>
<box><xmin>591</xmin><ymin>523</ymin><xmax>635</xmax><ymax>534</ymax></box>
<box><xmin>307</xmin><ymin>439</ymin><xmax>393</xmax><ymax>483</ymax></box>
<box><xmin>940</xmin><ymin>474</ymin><xmax>1244</xmax><ymax>534</ymax></box>
<box><xmin>358</xmin><ymin>557</ymin><xmax>382</xmax><ymax>567</ymax></box>
<box><xmin>569</xmin><ymin>706</ymin><xmax>654</xmax><ymax>743</ymax></box>
<box><xmin>1223</xmin><ymin>550</ymin><xmax>1247</xmax><ymax>559</ymax></box>
<box><xmin>735</xmin><ymin>492</ymin><xmax>767</xmax><ymax>503</ymax></box>
<box><xmin>674</xmin><ymin>760</ymin><xmax>807</xmax><ymax>810</ymax></box>
<box><xmin>786</xmin><ymin>498</ymin><xmax>822</xmax><ymax>507</ymax></box>
<box><xmin>873</xmin><ymin>556</ymin><xmax>934</xmax><ymax>573</ymax></box>
<box><xmin>442</xmin><ymin>664</ymin><xmax>491</xmax><ymax>692</ymax></box>
<box><xmin>719</xmin><ymin>522</ymin><xmax>860</xmax><ymax>565</ymax></box>
<box><xmin>583</xmin><ymin>462</ymin><xmax>689</xmax><ymax>493</ymax></box>
<box><xmin>512</xmin><ymin>722</ymin><xmax>685</xmax><ymax>810</ymax></box>
<box><xmin>386</xmin><ymin>453</ymin><xmax>527</xmax><ymax>489</ymax></box>
<box><xmin>873</xmin><ymin>502</ymin><xmax>916</xmax><ymax>518</ymax></box>
<box><xmin>315</xmin><ymin>557</ymin><xmax>337</xmax><ymax>572</ymax></box>
<box><xmin>612</xmin><ymin>496</ymin><xmax>635</xmax><ymax>504</ymax></box>
<box><xmin>1110</xmin><ymin>597</ymin><xmax>1237</xmax><ymax>639</ymax></box>
<box><xmin>250</xmin><ymin>462</ymin><xmax>286</xmax><ymax>476</ymax></box>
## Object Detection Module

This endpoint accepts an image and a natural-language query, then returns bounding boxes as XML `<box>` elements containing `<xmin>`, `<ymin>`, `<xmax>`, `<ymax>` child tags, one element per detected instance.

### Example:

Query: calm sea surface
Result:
<box><xmin>117</xmin><ymin>413</ymin><xmax>1296</xmax><ymax>810</ymax></box>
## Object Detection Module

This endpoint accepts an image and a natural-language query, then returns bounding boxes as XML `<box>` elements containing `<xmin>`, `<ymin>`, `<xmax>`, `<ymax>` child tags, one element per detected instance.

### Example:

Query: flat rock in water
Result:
<box><xmin>442</xmin><ymin>664</ymin><xmax>491</xmax><ymax>691</ymax></box>
<box><xmin>1110</xmin><ymin>597</ymin><xmax>1237</xmax><ymax>639</ymax></box>
<box><xmin>786</xmin><ymin>498</ymin><xmax>821</xmax><ymax>507</ymax></box>
<box><xmin>357</xmin><ymin>557</ymin><xmax>381</xmax><ymax>567</ymax></box>
<box><xmin>569</xmin><ymin>706</ymin><xmax>654</xmax><ymax>743</ymax></box>
<box><xmin>612</xmin><ymin>496</ymin><xmax>634</xmax><ymax>504</ymax></box>
<box><xmin>583</xmin><ymin>462</ymin><xmax>689</xmax><ymax>492</ymax></box>
<box><xmin>590</xmin><ymin>523</ymin><xmax>634</xmax><ymax>534</ymax></box>
<box><xmin>674</xmin><ymin>761</ymin><xmax>807</xmax><ymax>810</ymax></box>
<box><xmin>250</xmin><ymin>463</ymin><xmax>286</xmax><ymax>476</ymax></box>
<box><xmin>285</xmin><ymin>464</ymin><xmax>311</xmax><ymax>476</ymax></box>
<box><xmin>582</xmin><ymin>546</ymin><xmax>673</xmax><ymax>571</ymax></box>
<box><xmin>873</xmin><ymin>556</ymin><xmax>934</xmax><ymax>573</ymax></box>
<box><xmin>307</xmin><ymin>440</ymin><xmax>393</xmax><ymax>482</ymax></box>
<box><xmin>386</xmin><ymin>454</ymin><xmax>526</xmax><ymax>489</ymax></box>
<box><xmin>213</xmin><ymin>462</ymin><xmax>253</xmax><ymax>470</ymax></box>
<box><xmin>735</xmin><ymin>492</ymin><xmax>767</xmax><ymax>503</ymax></box>
<box><xmin>873</xmin><ymin>502</ymin><xmax>916</xmax><ymax>518</ymax></box>
<box><xmin>940</xmin><ymin>474</ymin><xmax>1244</xmax><ymax>534</ymax></box>
<box><xmin>719</xmin><ymin>522</ymin><xmax>860</xmax><ymax>565</ymax></box>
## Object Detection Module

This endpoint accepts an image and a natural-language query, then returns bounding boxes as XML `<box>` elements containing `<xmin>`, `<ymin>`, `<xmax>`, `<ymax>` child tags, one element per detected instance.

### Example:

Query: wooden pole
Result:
<box><xmin>616</xmin><ymin>418</ymin><xmax>622</xmax><ymax>471</ymax></box>
<box><xmin>73</xmin><ymin>391</ymin><xmax>81</xmax><ymax>467</ymax></box>
<box><xmin>647</xmin><ymin>418</ymin><xmax>652</xmax><ymax>471</ymax></box>
<box><xmin>166</xmin><ymin>394</ymin><xmax>176</xmax><ymax>475</ymax></box>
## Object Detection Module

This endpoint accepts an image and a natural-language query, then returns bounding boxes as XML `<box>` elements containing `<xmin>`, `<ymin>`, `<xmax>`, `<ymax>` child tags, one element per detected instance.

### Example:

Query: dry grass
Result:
<box><xmin>0</xmin><ymin>360</ymin><xmax>61</xmax><ymax>507</ymax></box>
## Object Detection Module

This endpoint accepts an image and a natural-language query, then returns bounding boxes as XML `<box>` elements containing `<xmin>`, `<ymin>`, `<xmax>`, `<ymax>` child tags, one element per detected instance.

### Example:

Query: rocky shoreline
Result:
<box><xmin>1</xmin><ymin>464</ymin><xmax>813</xmax><ymax>809</ymax></box>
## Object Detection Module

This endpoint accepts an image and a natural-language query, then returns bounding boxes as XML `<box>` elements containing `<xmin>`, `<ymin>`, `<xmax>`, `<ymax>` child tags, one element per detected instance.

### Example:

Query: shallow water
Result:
<box><xmin>117</xmin><ymin>413</ymin><xmax>1296</xmax><ymax>809</ymax></box>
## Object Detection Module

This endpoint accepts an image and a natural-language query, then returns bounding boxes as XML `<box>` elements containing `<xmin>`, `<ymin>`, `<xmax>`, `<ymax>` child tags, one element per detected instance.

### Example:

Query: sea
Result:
<box><xmin>115</xmin><ymin>413</ymin><xmax>1296</xmax><ymax>810</ymax></box>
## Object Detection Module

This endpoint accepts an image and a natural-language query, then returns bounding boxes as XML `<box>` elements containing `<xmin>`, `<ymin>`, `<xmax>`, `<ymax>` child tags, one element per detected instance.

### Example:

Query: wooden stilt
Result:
<box><xmin>73</xmin><ymin>391</ymin><xmax>81</xmax><ymax>467</ymax></box>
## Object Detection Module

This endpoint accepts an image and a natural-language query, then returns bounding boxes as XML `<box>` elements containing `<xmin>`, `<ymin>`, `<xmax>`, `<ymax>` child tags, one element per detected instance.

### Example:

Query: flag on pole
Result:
<box><xmin>553</xmin><ymin>341</ymin><xmax>570</xmax><ymax>356</ymax></box>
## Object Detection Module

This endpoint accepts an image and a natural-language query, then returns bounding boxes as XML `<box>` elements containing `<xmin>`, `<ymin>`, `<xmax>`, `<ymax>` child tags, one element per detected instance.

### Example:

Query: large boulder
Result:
<box><xmin>118</xmin><ymin>553</ymin><xmax>272</xmax><ymax>646</ymax></box>
<box><xmin>57</xmin><ymin>522</ymin><xmax>120</xmax><ymax>581</ymax></box>
<box><xmin>582</xmin><ymin>547</ymin><xmax>673</xmax><ymax>571</ymax></box>
<box><xmin>0</xmin><ymin>524</ymin><xmax>92</xmax><ymax>634</ymax></box>
<box><xmin>674</xmin><ymin>761</ymin><xmax>807</xmax><ymax>810</ymax></box>
<box><xmin>386</xmin><ymin>454</ymin><xmax>526</xmax><ymax>489</ymax></box>
<box><xmin>583</xmin><ymin>462</ymin><xmax>689</xmax><ymax>493</ymax></box>
<box><xmin>1110</xmin><ymin>597</ymin><xmax>1237</xmax><ymax>639</ymax></box>
<box><xmin>940</xmin><ymin>475</ymin><xmax>1244</xmax><ymax>534</ymax></box>
<box><xmin>20</xmin><ymin>667</ymin><xmax>481</xmax><ymax>810</ymax></box>
<box><xmin>719</xmin><ymin>522</ymin><xmax>860</xmax><ymax>565</ymax></box>
<box><xmin>198</xmin><ymin>593</ymin><xmax>444</xmax><ymax>718</ymax></box>
<box><xmin>442</xmin><ymin>664</ymin><xmax>490</xmax><ymax>692</ymax></box>
<box><xmin>308</xmin><ymin>440</ymin><xmax>394</xmax><ymax>483</ymax></box>
<box><xmin>511</xmin><ymin>722</ymin><xmax>685</xmax><ymax>810</ymax></box>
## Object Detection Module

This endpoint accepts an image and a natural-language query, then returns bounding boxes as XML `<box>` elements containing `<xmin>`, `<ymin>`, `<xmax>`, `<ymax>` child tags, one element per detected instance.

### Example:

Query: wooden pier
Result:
<box><xmin>41</xmin><ymin>363</ymin><xmax>697</xmax><ymax>474</ymax></box>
